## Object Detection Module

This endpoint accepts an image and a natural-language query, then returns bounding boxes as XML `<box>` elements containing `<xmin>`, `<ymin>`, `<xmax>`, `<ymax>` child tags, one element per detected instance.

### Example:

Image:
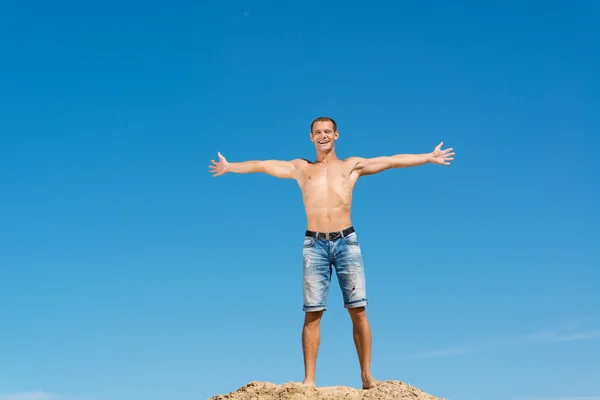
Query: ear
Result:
<box><xmin>334</xmin><ymin>130</ymin><xmax>340</xmax><ymax>140</ymax></box>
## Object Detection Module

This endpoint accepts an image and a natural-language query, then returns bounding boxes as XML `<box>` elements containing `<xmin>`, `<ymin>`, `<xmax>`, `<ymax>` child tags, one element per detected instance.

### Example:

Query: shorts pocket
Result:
<box><xmin>343</xmin><ymin>232</ymin><xmax>359</xmax><ymax>246</ymax></box>
<box><xmin>303</xmin><ymin>236</ymin><xmax>315</xmax><ymax>248</ymax></box>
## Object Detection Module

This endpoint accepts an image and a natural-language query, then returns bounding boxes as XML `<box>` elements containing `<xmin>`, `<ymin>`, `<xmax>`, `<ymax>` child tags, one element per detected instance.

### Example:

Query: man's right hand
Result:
<box><xmin>209</xmin><ymin>152</ymin><xmax>229</xmax><ymax>177</ymax></box>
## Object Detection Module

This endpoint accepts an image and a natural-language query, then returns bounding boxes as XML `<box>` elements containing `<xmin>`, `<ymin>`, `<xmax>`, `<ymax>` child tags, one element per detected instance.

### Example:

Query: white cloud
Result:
<box><xmin>413</xmin><ymin>328</ymin><xmax>600</xmax><ymax>358</ymax></box>
<box><xmin>523</xmin><ymin>330</ymin><xmax>600</xmax><ymax>343</ymax></box>
<box><xmin>413</xmin><ymin>341</ymin><xmax>492</xmax><ymax>358</ymax></box>
<box><xmin>0</xmin><ymin>393</ymin><xmax>57</xmax><ymax>400</ymax></box>
<box><xmin>0</xmin><ymin>392</ymin><xmax>92</xmax><ymax>400</ymax></box>
<box><xmin>512</xmin><ymin>397</ymin><xmax>600</xmax><ymax>400</ymax></box>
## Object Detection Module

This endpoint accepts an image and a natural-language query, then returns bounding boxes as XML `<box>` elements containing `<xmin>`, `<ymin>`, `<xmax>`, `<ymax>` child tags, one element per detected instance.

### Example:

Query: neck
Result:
<box><xmin>315</xmin><ymin>149</ymin><xmax>339</xmax><ymax>163</ymax></box>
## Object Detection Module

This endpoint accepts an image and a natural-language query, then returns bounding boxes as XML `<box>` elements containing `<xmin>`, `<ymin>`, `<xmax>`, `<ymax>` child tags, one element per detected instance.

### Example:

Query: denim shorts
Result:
<box><xmin>302</xmin><ymin>227</ymin><xmax>368</xmax><ymax>312</ymax></box>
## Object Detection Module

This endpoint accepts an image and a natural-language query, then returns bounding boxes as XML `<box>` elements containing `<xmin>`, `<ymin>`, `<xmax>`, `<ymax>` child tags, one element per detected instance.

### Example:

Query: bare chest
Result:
<box><xmin>300</xmin><ymin>164</ymin><xmax>356</xmax><ymax>193</ymax></box>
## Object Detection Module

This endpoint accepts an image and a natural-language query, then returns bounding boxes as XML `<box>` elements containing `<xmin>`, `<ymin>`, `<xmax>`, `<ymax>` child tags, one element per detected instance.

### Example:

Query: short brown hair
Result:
<box><xmin>311</xmin><ymin>116</ymin><xmax>337</xmax><ymax>132</ymax></box>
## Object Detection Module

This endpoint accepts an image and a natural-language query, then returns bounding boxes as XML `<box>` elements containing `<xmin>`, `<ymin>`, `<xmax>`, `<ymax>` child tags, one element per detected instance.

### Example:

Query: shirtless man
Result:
<box><xmin>209</xmin><ymin>116</ymin><xmax>455</xmax><ymax>389</ymax></box>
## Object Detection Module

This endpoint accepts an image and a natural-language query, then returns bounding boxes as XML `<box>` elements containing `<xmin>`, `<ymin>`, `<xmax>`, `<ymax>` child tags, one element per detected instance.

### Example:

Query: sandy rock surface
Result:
<box><xmin>208</xmin><ymin>380</ymin><xmax>444</xmax><ymax>400</ymax></box>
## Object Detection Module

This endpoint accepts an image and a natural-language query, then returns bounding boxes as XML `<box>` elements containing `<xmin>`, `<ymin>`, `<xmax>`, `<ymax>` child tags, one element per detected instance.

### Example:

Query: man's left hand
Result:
<box><xmin>431</xmin><ymin>142</ymin><xmax>455</xmax><ymax>166</ymax></box>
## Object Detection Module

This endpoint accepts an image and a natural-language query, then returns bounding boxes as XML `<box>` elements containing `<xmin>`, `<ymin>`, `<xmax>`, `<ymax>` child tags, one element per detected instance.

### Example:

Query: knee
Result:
<box><xmin>348</xmin><ymin>306</ymin><xmax>366</xmax><ymax>321</ymax></box>
<box><xmin>304</xmin><ymin>310</ymin><xmax>324</xmax><ymax>326</ymax></box>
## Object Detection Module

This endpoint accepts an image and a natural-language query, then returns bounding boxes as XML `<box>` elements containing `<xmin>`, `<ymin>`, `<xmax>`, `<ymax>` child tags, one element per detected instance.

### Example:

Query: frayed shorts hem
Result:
<box><xmin>344</xmin><ymin>300</ymin><xmax>368</xmax><ymax>309</ymax></box>
<box><xmin>303</xmin><ymin>304</ymin><xmax>327</xmax><ymax>312</ymax></box>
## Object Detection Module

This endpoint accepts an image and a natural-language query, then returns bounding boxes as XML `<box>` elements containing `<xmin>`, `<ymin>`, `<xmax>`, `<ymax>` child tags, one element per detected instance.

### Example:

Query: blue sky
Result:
<box><xmin>1</xmin><ymin>1</ymin><xmax>599</xmax><ymax>400</ymax></box>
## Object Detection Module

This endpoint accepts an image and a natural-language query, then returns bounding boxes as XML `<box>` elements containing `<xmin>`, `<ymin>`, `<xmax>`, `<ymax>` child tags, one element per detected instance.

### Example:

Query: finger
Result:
<box><xmin>444</xmin><ymin>148</ymin><xmax>453</xmax><ymax>153</ymax></box>
<box><xmin>446</xmin><ymin>152</ymin><xmax>455</xmax><ymax>157</ymax></box>
<box><xmin>436</xmin><ymin>142</ymin><xmax>443</xmax><ymax>150</ymax></box>
<box><xmin>218</xmin><ymin>152</ymin><xmax>224</xmax><ymax>159</ymax></box>
<box><xmin>445</xmin><ymin>157</ymin><xmax>454</xmax><ymax>161</ymax></box>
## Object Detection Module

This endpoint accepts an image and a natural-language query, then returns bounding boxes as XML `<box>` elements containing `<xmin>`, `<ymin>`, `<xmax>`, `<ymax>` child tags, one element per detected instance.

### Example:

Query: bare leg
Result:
<box><xmin>348</xmin><ymin>306</ymin><xmax>380</xmax><ymax>389</ymax></box>
<box><xmin>302</xmin><ymin>310</ymin><xmax>324</xmax><ymax>386</ymax></box>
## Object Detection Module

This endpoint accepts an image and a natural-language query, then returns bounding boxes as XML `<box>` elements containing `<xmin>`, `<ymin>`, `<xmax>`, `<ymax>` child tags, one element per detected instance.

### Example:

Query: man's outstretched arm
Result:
<box><xmin>209</xmin><ymin>152</ymin><xmax>302</xmax><ymax>179</ymax></box>
<box><xmin>352</xmin><ymin>142</ymin><xmax>455</xmax><ymax>177</ymax></box>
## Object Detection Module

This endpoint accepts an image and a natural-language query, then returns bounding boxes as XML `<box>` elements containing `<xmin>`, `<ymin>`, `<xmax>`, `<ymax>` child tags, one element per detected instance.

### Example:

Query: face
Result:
<box><xmin>310</xmin><ymin>121</ymin><xmax>338</xmax><ymax>152</ymax></box>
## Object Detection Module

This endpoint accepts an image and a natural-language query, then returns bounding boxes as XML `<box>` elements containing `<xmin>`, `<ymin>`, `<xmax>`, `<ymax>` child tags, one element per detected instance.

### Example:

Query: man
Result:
<box><xmin>209</xmin><ymin>116</ymin><xmax>455</xmax><ymax>390</ymax></box>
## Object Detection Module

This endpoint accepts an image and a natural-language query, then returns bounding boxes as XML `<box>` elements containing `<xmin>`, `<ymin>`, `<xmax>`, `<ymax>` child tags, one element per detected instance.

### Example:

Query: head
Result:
<box><xmin>310</xmin><ymin>116</ymin><xmax>339</xmax><ymax>154</ymax></box>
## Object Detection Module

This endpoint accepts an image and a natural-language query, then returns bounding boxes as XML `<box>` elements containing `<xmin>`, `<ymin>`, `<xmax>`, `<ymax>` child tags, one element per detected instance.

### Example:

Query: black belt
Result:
<box><xmin>305</xmin><ymin>226</ymin><xmax>355</xmax><ymax>241</ymax></box>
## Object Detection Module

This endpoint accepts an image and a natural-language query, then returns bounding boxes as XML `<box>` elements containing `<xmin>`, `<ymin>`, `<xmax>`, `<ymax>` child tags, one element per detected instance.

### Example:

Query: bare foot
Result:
<box><xmin>362</xmin><ymin>375</ymin><xmax>381</xmax><ymax>389</ymax></box>
<box><xmin>301</xmin><ymin>379</ymin><xmax>316</xmax><ymax>387</ymax></box>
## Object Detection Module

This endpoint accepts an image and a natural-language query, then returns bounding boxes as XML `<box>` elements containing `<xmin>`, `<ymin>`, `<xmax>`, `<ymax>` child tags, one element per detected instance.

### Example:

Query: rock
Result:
<box><xmin>208</xmin><ymin>380</ymin><xmax>444</xmax><ymax>400</ymax></box>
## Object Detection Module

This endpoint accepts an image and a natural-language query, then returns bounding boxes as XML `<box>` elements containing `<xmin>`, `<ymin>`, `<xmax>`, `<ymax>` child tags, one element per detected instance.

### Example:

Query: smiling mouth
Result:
<box><xmin>318</xmin><ymin>140</ymin><xmax>330</xmax><ymax>145</ymax></box>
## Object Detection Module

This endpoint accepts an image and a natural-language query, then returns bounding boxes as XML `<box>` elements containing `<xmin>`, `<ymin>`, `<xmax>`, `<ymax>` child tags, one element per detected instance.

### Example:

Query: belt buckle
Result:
<box><xmin>325</xmin><ymin>232</ymin><xmax>331</xmax><ymax>240</ymax></box>
<box><xmin>327</xmin><ymin>231</ymin><xmax>341</xmax><ymax>240</ymax></box>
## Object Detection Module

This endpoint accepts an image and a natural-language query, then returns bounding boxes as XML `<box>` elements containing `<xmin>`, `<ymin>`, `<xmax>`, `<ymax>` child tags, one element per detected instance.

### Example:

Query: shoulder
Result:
<box><xmin>343</xmin><ymin>156</ymin><xmax>366</xmax><ymax>168</ymax></box>
<box><xmin>291</xmin><ymin>158</ymin><xmax>312</xmax><ymax>167</ymax></box>
<box><xmin>288</xmin><ymin>158</ymin><xmax>312</xmax><ymax>173</ymax></box>
<box><xmin>344</xmin><ymin>156</ymin><xmax>364</xmax><ymax>163</ymax></box>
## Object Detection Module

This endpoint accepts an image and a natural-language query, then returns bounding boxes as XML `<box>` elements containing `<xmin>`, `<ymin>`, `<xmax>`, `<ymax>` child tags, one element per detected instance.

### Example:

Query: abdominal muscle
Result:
<box><xmin>304</xmin><ymin>202</ymin><xmax>353</xmax><ymax>232</ymax></box>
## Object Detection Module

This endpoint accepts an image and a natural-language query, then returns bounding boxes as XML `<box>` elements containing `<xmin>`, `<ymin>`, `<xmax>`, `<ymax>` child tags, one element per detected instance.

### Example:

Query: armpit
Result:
<box><xmin>347</xmin><ymin>157</ymin><xmax>367</xmax><ymax>171</ymax></box>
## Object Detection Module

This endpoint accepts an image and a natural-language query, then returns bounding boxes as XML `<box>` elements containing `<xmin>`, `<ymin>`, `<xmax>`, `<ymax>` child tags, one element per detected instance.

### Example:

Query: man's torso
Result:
<box><xmin>293</xmin><ymin>158</ymin><xmax>360</xmax><ymax>232</ymax></box>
